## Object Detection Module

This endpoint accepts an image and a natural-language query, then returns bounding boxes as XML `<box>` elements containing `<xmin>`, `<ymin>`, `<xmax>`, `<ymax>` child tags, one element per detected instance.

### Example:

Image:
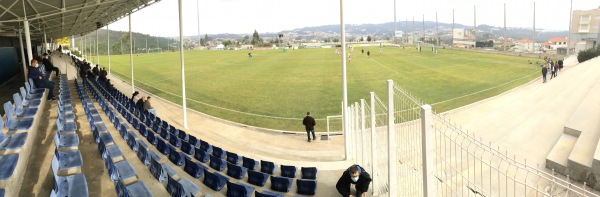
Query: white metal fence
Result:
<box><xmin>342</xmin><ymin>79</ymin><xmax>600</xmax><ymax>197</ymax></box>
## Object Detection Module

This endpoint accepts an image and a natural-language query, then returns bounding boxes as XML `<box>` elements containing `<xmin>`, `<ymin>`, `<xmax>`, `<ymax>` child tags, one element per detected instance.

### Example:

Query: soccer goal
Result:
<box><xmin>148</xmin><ymin>48</ymin><xmax>162</xmax><ymax>53</ymax></box>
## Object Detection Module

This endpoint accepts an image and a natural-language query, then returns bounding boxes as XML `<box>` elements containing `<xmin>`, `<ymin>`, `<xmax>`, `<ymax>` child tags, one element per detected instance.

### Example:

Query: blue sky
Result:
<box><xmin>106</xmin><ymin>0</ymin><xmax>599</xmax><ymax>37</ymax></box>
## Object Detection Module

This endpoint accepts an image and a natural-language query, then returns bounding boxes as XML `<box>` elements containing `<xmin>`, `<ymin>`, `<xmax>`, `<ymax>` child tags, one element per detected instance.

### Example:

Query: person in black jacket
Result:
<box><xmin>28</xmin><ymin>59</ymin><xmax>56</xmax><ymax>100</ymax></box>
<box><xmin>302</xmin><ymin>112</ymin><xmax>316</xmax><ymax>142</ymax></box>
<box><xmin>336</xmin><ymin>165</ymin><xmax>372</xmax><ymax>197</ymax></box>
<box><xmin>42</xmin><ymin>53</ymin><xmax>60</xmax><ymax>77</ymax></box>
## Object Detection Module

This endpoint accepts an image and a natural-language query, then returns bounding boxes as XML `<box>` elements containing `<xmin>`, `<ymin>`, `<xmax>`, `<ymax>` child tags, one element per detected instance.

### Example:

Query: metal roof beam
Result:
<box><xmin>0</xmin><ymin>1</ymin><xmax>20</xmax><ymax>19</ymax></box>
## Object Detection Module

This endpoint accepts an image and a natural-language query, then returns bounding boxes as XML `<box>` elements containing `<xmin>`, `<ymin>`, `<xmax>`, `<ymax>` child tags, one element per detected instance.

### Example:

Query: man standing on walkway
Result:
<box><xmin>542</xmin><ymin>65</ymin><xmax>548</xmax><ymax>83</ymax></box>
<box><xmin>303</xmin><ymin>112</ymin><xmax>316</xmax><ymax>142</ymax></box>
<box><xmin>336</xmin><ymin>164</ymin><xmax>372</xmax><ymax>197</ymax></box>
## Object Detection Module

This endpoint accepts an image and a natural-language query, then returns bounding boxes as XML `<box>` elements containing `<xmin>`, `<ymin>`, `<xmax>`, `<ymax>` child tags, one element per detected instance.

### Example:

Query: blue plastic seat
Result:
<box><xmin>58</xmin><ymin>110</ymin><xmax>75</xmax><ymax>122</ymax></box>
<box><xmin>194</xmin><ymin>148</ymin><xmax>210</xmax><ymax>163</ymax></box>
<box><xmin>199</xmin><ymin>140</ymin><xmax>212</xmax><ymax>153</ymax></box>
<box><xmin>12</xmin><ymin>93</ymin><xmax>38</xmax><ymax>117</ymax></box>
<box><xmin>20</xmin><ymin>87</ymin><xmax>41</xmax><ymax>105</ymax></box>
<box><xmin>0</xmin><ymin>132</ymin><xmax>27</xmax><ymax>153</ymax></box>
<box><xmin>157</xmin><ymin>138</ymin><xmax>170</xmax><ymax>155</ymax></box>
<box><xmin>168</xmin><ymin>148</ymin><xmax>185</xmax><ymax>166</ymax></box>
<box><xmin>103</xmin><ymin>144</ymin><xmax>124</xmax><ymax>162</ymax></box>
<box><xmin>270</xmin><ymin>176</ymin><xmax>293</xmax><ymax>193</ymax></box>
<box><xmin>242</xmin><ymin>157</ymin><xmax>259</xmax><ymax>171</ymax></box>
<box><xmin>105</xmin><ymin>157</ymin><xmax>136</xmax><ymax>183</ymax></box>
<box><xmin>188</xmin><ymin>135</ymin><xmax>199</xmax><ymax>147</ymax></box>
<box><xmin>52</xmin><ymin>148</ymin><xmax>83</xmax><ymax>175</ymax></box>
<box><xmin>118</xmin><ymin>124</ymin><xmax>130</xmax><ymax>139</ymax></box>
<box><xmin>160</xmin><ymin>128</ymin><xmax>170</xmax><ymax>141</ymax></box>
<box><xmin>212</xmin><ymin>146</ymin><xmax>225</xmax><ymax>159</ymax></box>
<box><xmin>138</xmin><ymin>124</ymin><xmax>148</xmax><ymax>137</ymax></box>
<box><xmin>150</xmin><ymin>158</ymin><xmax>177</xmax><ymax>183</ymax></box>
<box><xmin>169</xmin><ymin>134</ymin><xmax>181</xmax><ymax>148</ymax></box>
<box><xmin>183</xmin><ymin>156</ymin><xmax>206</xmax><ymax>178</ymax></box>
<box><xmin>226</xmin><ymin>151</ymin><xmax>241</xmax><ymax>165</ymax></box>
<box><xmin>226</xmin><ymin>163</ymin><xmax>248</xmax><ymax>180</ymax></box>
<box><xmin>137</xmin><ymin>141</ymin><xmax>150</xmax><ymax>166</ymax></box>
<box><xmin>209</xmin><ymin>154</ymin><xmax>226</xmax><ymax>172</ymax></box>
<box><xmin>247</xmin><ymin>170</ymin><xmax>269</xmax><ymax>187</ymax></box>
<box><xmin>116</xmin><ymin>180</ymin><xmax>153</xmax><ymax>197</ymax></box>
<box><xmin>50</xmin><ymin>173</ymin><xmax>89</xmax><ymax>197</ymax></box>
<box><xmin>226</xmin><ymin>181</ymin><xmax>255</xmax><ymax>197</ymax></box>
<box><xmin>260</xmin><ymin>160</ymin><xmax>277</xmax><ymax>175</ymax></box>
<box><xmin>0</xmin><ymin>154</ymin><xmax>19</xmax><ymax>180</ymax></box>
<box><xmin>296</xmin><ymin>179</ymin><xmax>317</xmax><ymax>195</ymax></box>
<box><xmin>98</xmin><ymin>132</ymin><xmax>114</xmax><ymax>145</ymax></box>
<box><xmin>167</xmin><ymin>176</ymin><xmax>201</xmax><ymax>197</ymax></box>
<box><xmin>280</xmin><ymin>165</ymin><xmax>297</xmax><ymax>178</ymax></box>
<box><xmin>4</xmin><ymin>102</ymin><xmax>34</xmax><ymax>131</ymax></box>
<box><xmin>178</xmin><ymin>130</ymin><xmax>188</xmax><ymax>142</ymax></box>
<box><xmin>56</xmin><ymin>118</ymin><xmax>77</xmax><ymax>134</ymax></box>
<box><xmin>28</xmin><ymin>79</ymin><xmax>46</xmax><ymax>94</ymax></box>
<box><xmin>301</xmin><ymin>167</ymin><xmax>318</xmax><ymax>180</ymax></box>
<box><xmin>202</xmin><ymin>168</ymin><xmax>229</xmax><ymax>191</ymax></box>
<box><xmin>14</xmin><ymin>91</ymin><xmax>39</xmax><ymax>108</ymax></box>
<box><xmin>147</xmin><ymin>132</ymin><xmax>158</xmax><ymax>146</ymax></box>
<box><xmin>181</xmin><ymin>141</ymin><xmax>195</xmax><ymax>156</ymax></box>
<box><xmin>126</xmin><ymin>132</ymin><xmax>138</xmax><ymax>152</ymax></box>
<box><xmin>53</xmin><ymin>132</ymin><xmax>79</xmax><ymax>150</ymax></box>
<box><xmin>254</xmin><ymin>190</ymin><xmax>284</xmax><ymax>197</ymax></box>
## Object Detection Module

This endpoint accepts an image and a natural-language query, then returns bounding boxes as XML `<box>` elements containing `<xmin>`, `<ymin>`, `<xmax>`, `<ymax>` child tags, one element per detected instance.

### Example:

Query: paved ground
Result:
<box><xmin>443</xmin><ymin>56</ymin><xmax>595</xmax><ymax>168</ymax></box>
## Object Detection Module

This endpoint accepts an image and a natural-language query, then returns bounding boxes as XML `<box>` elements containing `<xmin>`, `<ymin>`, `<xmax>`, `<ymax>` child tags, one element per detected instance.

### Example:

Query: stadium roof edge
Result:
<box><xmin>0</xmin><ymin>0</ymin><xmax>160</xmax><ymax>40</ymax></box>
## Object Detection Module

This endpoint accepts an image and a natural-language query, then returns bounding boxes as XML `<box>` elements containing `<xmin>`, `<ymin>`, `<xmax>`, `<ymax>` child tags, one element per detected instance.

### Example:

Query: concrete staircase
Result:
<box><xmin>546</xmin><ymin>57</ymin><xmax>600</xmax><ymax>190</ymax></box>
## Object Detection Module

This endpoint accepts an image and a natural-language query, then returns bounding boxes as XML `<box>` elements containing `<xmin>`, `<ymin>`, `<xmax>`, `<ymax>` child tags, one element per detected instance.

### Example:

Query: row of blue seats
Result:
<box><xmin>51</xmin><ymin>75</ymin><xmax>88</xmax><ymax>196</ymax></box>
<box><xmin>75</xmin><ymin>79</ymin><xmax>153</xmax><ymax>197</ymax></box>
<box><xmin>81</xmin><ymin>78</ymin><xmax>203</xmax><ymax>197</ymax></box>
<box><xmin>0</xmin><ymin>76</ymin><xmax>51</xmax><ymax>196</ymax></box>
<box><xmin>84</xmin><ymin>70</ymin><xmax>317</xmax><ymax>196</ymax></box>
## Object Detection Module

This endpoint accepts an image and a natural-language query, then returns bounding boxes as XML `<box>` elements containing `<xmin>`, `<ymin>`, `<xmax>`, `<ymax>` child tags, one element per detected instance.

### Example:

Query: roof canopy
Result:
<box><xmin>0</xmin><ymin>0</ymin><xmax>159</xmax><ymax>40</ymax></box>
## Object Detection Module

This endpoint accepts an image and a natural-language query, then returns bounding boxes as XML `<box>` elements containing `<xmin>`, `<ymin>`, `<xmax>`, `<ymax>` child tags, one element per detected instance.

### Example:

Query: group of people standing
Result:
<box><xmin>541</xmin><ymin>57</ymin><xmax>564</xmax><ymax>83</ymax></box>
<box><xmin>132</xmin><ymin>91</ymin><xmax>156</xmax><ymax>115</ymax></box>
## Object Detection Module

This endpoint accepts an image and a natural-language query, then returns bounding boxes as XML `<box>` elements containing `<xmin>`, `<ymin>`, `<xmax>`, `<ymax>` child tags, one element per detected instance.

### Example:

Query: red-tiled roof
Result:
<box><xmin>549</xmin><ymin>38</ymin><xmax>568</xmax><ymax>42</ymax></box>
<box><xmin>517</xmin><ymin>38</ymin><xmax>534</xmax><ymax>43</ymax></box>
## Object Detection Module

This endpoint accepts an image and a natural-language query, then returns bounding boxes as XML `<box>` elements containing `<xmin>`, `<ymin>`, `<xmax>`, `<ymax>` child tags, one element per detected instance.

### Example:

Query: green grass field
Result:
<box><xmin>92</xmin><ymin>46</ymin><xmax>539</xmax><ymax>131</ymax></box>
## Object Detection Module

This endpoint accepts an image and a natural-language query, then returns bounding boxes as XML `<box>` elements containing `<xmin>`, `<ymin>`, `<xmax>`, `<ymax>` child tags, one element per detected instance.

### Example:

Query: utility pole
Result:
<box><xmin>436</xmin><ymin>12</ymin><xmax>439</xmax><ymax>46</ymax></box>
<box><xmin>474</xmin><ymin>5</ymin><xmax>477</xmax><ymax>47</ymax></box>
<box><xmin>568</xmin><ymin>0</ymin><xmax>573</xmax><ymax>55</ymax></box>
<box><xmin>452</xmin><ymin>9</ymin><xmax>455</xmax><ymax>47</ymax></box>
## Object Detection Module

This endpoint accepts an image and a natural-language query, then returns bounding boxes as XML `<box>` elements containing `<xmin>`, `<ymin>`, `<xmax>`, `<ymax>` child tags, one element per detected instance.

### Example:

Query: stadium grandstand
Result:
<box><xmin>1</xmin><ymin>0</ymin><xmax>600</xmax><ymax>197</ymax></box>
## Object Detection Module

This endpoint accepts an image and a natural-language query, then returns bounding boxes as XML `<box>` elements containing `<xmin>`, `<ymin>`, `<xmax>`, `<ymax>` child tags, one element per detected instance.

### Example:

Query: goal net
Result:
<box><xmin>148</xmin><ymin>48</ymin><xmax>162</xmax><ymax>53</ymax></box>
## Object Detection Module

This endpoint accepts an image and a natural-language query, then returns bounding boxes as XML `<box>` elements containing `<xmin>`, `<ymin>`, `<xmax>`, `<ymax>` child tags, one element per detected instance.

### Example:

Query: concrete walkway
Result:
<box><xmin>443</xmin><ymin>56</ymin><xmax>599</xmax><ymax>168</ymax></box>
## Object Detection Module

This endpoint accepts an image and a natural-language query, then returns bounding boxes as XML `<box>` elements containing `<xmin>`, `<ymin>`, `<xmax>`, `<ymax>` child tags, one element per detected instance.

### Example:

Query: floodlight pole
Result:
<box><xmin>533</xmin><ymin>1</ymin><xmax>536</xmax><ymax>52</ymax></box>
<box><xmin>504</xmin><ymin>3</ymin><xmax>507</xmax><ymax>51</ymax></box>
<box><xmin>108</xmin><ymin>25</ymin><xmax>111</xmax><ymax>79</ymax></box>
<box><xmin>474</xmin><ymin>5</ymin><xmax>477</xmax><ymax>47</ymax></box>
<box><xmin>146</xmin><ymin>37</ymin><xmax>148</xmax><ymax>54</ymax></box>
<box><xmin>436</xmin><ymin>12</ymin><xmax>438</xmax><ymax>46</ymax></box>
<box><xmin>393</xmin><ymin>0</ymin><xmax>396</xmax><ymax>43</ymax></box>
<box><xmin>452</xmin><ymin>9</ymin><xmax>454</xmax><ymax>46</ymax></box>
<box><xmin>340</xmin><ymin>0</ymin><xmax>349</xmax><ymax>160</ymax></box>
<box><xmin>179</xmin><ymin>0</ymin><xmax>189</xmax><ymax>129</ymax></box>
<box><xmin>18</xmin><ymin>28</ymin><xmax>27</xmax><ymax>82</ymax></box>
<box><xmin>197</xmin><ymin>0</ymin><xmax>201</xmax><ymax>45</ymax></box>
<box><xmin>129</xmin><ymin>13</ymin><xmax>135</xmax><ymax>93</ymax></box>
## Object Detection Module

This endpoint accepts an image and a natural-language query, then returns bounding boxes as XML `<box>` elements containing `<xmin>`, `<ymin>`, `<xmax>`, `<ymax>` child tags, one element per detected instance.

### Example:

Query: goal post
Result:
<box><xmin>326</xmin><ymin>115</ymin><xmax>343</xmax><ymax>139</ymax></box>
<box><xmin>148</xmin><ymin>48</ymin><xmax>162</xmax><ymax>53</ymax></box>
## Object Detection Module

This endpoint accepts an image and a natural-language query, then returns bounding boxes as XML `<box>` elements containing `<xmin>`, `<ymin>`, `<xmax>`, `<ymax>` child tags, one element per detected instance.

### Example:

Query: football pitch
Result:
<box><xmin>93</xmin><ymin>46</ymin><xmax>539</xmax><ymax>131</ymax></box>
